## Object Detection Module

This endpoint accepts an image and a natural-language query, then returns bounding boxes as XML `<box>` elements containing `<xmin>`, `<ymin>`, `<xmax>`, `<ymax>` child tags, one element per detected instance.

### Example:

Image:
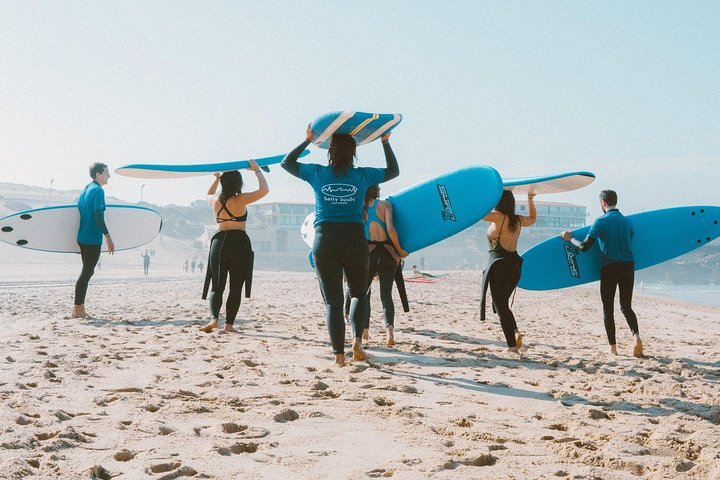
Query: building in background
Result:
<box><xmin>243</xmin><ymin>200</ymin><xmax>587</xmax><ymax>270</ymax></box>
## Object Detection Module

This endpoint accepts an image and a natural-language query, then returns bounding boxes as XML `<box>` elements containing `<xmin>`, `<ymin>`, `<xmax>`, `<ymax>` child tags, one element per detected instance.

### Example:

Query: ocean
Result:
<box><xmin>640</xmin><ymin>283</ymin><xmax>720</xmax><ymax>308</ymax></box>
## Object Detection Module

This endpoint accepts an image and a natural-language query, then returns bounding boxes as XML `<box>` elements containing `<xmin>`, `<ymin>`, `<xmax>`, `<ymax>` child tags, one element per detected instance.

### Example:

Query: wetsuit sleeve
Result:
<box><xmin>94</xmin><ymin>210</ymin><xmax>109</xmax><ymax>235</ymax></box>
<box><xmin>281</xmin><ymin>140</ymin><xmax>311</xmax><ymax>179</ymax></box>
<box><xmin>570</xmin><ymin>235</ymin><xmax>595</xmax><ymax>252</ymax></box>
<box><xmin>92</xmin><ymin>188</ymin><xmax>108</xmax><ymax>235</ymax></box>
<box><xmin>381</xmin><ymin>141</ymin><xmax>399</xmax><ymax>182</ymax></box>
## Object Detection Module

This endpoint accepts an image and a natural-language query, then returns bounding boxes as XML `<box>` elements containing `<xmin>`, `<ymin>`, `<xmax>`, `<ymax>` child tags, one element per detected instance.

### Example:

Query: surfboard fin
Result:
<box><xmin>260</xmin><ymin>166</ymin><xmax>271</xmax><ymax>173</ymax></box>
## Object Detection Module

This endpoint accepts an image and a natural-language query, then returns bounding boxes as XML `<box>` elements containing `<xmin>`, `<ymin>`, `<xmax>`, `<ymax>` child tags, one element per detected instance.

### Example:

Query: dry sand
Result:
<box><xmin>1</xmin><ymin>262</ymin><xmax>719</xmax><ymax>479</ymax></box>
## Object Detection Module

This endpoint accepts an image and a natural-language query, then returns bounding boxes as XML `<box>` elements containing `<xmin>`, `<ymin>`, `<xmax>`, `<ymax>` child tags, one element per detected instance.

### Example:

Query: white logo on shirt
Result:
<box><xmin>321</xmin><ymin>184</ymin><xmax>358</xmax><ymax>199</ymax></box>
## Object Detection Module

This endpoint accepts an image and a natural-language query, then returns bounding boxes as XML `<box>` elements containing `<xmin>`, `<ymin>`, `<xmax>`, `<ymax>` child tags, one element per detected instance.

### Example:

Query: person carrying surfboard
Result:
<box><xmin>282</xmin><ymin>125</ymin><xmax>399</xmax><ymax>366</ymax></box>
<box><xmin>362</xmin><ymin>184</ymin><xmax>409</xmax><ymax>347</ymax></box>
<box><xmin>480</xmin><ymin>190</ymin><xmax>536</xmax><ymax>353</ymax></box>
<box><xmin>73</xmin><ymin>162</ymin><xmax>115</xmax><ymax>319</ymax></box>
<box><xmin>200</xmin><ymin>161</ymin><xmax>268</xmax><ymax>333</ymax></box>
<box><xmin>561</xmin><ymin>190</ymin><xmax>644</xmax><ymax>358</ymax></box>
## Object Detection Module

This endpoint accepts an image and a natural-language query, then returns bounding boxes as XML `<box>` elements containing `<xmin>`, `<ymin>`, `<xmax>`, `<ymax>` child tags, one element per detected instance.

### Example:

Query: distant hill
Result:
<box><xmin>0</xmin><ymin>181</ymin><xmax>212</xmax><ymax>241</ymax></box>
<box><xmin>2</xmin><ymin>181</ymin><xmax>718</xmax><ymax>282</ymax></box>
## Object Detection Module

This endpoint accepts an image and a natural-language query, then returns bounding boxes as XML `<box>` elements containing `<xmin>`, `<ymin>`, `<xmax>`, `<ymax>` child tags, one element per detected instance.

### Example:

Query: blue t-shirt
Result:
<box><xmin>76</xmin><ymin>181</ymin><xmax>106</xmax><ymax>245</ymax></box>
<box><xmin>587</xmin><ymin>209</ymin><xmax>634</xmax><ymax>266</ymax></box>
<box><xmin>299</xmin><ymin>164</ymin><xmax>385</xmax><ymax>226</ymax></box>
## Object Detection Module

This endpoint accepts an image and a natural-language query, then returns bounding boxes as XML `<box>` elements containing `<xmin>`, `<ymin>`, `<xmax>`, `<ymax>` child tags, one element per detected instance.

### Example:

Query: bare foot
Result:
<box><xmin>71</xmin><ymin>306</ymin><xmax>89</xmax><ymax>319</ymax></box>
<box><xmin>633</xmin><ymin>337</ymin><xmax>644</xmax><ymax>358</ymax></box>
<box><xmin>200</xmin><ymin>320</ymin><xmax>218</xmax><ymax>333</ymax></box>
<box><xmin>334</xmin><ymin>354</ymin><xmax>346</xmax><ymax>367</ymax></box>
<box><xmin>224</xmin><ymin>324</ymin><xmax>238</xmax><ymax>333</ymax></box>
<box><xmin>352</xmin><ymin>342</ymin><xmax>367</xmax><ymax>361</ymax></box>
<box><xmin>362</xmin><ymin>328</ymin><xmax>369</xmax><ymax>342</ymax></box>
<box><xmin>386</xmin><ymin>326</ymin><xmax>395</xmax><ymax>346</ymax></box>
<box><xmin>507</xmin><ymin>346</ymin><xmax>519</xmax><ymax>353</ymax></box>
<box><xmin>515</xmin><ymin>332</ymin><xmax>523</xmax><ymax>350</ymax></box>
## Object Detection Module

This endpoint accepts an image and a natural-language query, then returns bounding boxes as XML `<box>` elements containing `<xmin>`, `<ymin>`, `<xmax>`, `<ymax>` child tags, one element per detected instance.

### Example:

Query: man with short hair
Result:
<box><xmin>561</xmin><ymin>190</ymin><xmax>643</xmax><ymax>357</ymax></box>
<box><xmin>73</xmin><ymin>162</ymin><xmax>115</xmax><ymax>318</ymax></box>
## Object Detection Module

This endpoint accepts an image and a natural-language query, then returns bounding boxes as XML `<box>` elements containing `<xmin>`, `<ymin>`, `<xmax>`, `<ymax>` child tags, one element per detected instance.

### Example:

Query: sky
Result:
<box><xmin>1</xmin><ymin>1</ymin><xmax>718</xmax><ymax>218</ymax></box>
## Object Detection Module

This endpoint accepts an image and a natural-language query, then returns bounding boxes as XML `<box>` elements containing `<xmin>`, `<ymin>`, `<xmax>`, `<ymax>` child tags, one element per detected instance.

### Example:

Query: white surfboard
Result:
<box><xmin>503</xmin><ymin>171</ymin><xmax>595</xmax><ymax>195</ymax></box>
<box><xmin>301</xmin><ymin>211</ymin><xmax>315</xmax><ymax>248</ymax></box>
<box><xmin>0</xmin><ymin>205</ymin><xmax>162</xmax><ymax>253</ymax></box>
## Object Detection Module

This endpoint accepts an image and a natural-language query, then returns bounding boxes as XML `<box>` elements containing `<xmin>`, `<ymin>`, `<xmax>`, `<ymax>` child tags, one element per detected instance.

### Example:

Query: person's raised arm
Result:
<box><xmin>521</xmin><ymin>193</ymin><xmax>537</xmax><ymax>226</ymax></box>
<box><xmin>380</xmin><ymin>132</ymin><xmax>399</xmax><ymax>182</ymax></box>
<box><xmin>240</xmin><ymin>160</ymin><xmax>269</xmax><ymax>204</ymax></box>
<box><xmin>282</xmin><ymin>124</ymin><xmax>313</xmax><ymax>178</ymax></box>
<box><xmin>207</xmin><ymin>173</ymin><xmax>221</xmax><ymax>205</ymax></box>
<box><xmin>384</xmin><ymin>202</ymin><xmax>408</xmax><ymax>258</ymax></box>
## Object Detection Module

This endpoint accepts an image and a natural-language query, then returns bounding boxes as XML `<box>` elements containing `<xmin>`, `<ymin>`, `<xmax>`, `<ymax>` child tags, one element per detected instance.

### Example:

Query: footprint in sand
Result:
<box><xmin>273</xmin><ymin>409</ymin><xmax>299</xmax><ymax>423</ymax></box>
<box><xmin>148</xmin><ymin>462</ymin><xmax>181</xmax><ymax>474</ymax></box>
<box><xmin>113</xmin><ymin>449</ymin><xmax>135</xmax><ymax>462</ymax></box>
<box><xmin>221</xmin><ymin>422</ymin><xmax>249</xmax><ymax>434</ymax></box>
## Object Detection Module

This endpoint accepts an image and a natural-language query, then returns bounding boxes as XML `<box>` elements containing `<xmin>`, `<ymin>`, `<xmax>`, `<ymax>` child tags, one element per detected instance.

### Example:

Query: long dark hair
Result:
<box><xmin>328</xmin><ymin>133</ymin><xmax>356</xmax><ymax>175</ymax></box>
<box><xmin>495</xmin><ymin>190</ymin><xmax>520</xmax><ymax>232</ymax></box>
<box><xmin>364</xmin><ymin>184</ymin><xmax>380</xmax><ymax>207</ymax></box>
<box><xmin>219</xmin><ymin>170</ymin><xmax>243</xmax><ymax>202</ymax></box>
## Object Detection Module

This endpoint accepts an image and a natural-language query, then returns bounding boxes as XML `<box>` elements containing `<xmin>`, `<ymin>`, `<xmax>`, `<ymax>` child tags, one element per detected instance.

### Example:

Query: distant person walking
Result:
<box><xmin>362</xmin><ymin>184</ymin><xmax>408</xmax><ymax>346</ymax></box>
<box><xmin>73</xmin><ymin>162</ymin><xmax>115</xmax><ymax>319</ymax></box>
<box><xmin>142</xmin><ymin>250</ymin><xmax>150</xmax><ymax>276</ymax></box>
<box><xmin>282</xmin><ymin>125</ymin><xmax>399</xmax><ymax>366</ymax></box>
<box><xmin>480</xmin><ymin>191</ymin><xmax>536</xmax><ymax>352</ymax></box>
<box><xmin>561</xmin><ymin>190</ymin><xmax>643</xmax><ymax>357</ymax></box>
<box><xmin>200</xmin><ymin>161</ymin><xmax>268</xmax><ymax>333</ymax></box>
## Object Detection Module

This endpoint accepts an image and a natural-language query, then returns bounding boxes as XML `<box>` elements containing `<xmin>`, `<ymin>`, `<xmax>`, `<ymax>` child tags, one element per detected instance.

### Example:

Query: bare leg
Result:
<box><xmin>515</xmin><ymin>330</ymin><xmax>523</xmax><ymax>350</ymax></box>
<box><xmin>610</xmin><ymin>344</ymin><xmax>618</xmax><ymax>355</ymax></box>
<box><xmin>362</xmin><ymin>328</ymin><xmax>369</xmax><ymax>341</ymax></box>
<box><xmin>224</xmin><ymin>324</ymin><xmax>238</xmax><ymax>333</ymax></box>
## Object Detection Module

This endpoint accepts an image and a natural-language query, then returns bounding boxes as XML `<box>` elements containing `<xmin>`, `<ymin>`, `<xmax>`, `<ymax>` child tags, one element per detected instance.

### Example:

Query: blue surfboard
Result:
<box><xmin>519</xmin><ymin>206</ymin><xmax>720</xmax><ymax>290</ymax></box>
<box><xmin>310</xmin><ymin>111</ymin><xmax>402</xmax><ymax>149</ymax></box>
<box><xmin>503</xmin><ymin>171</ymin><xmax>595</xmax><ymax>194</ymax></box>
<box><xmin>388</xmin><ymin>166</ymin><xmax>503</xmax><ymax>253</ymax></box>
<box><xmin>298</xmin><ymin>167</ymin><xmax>503</xmax><ymax>254</ymax></box>
<box><xmin>0</xmin><ymin>204</ymin><xmax>162</xmax><ymax>253</ymax></box>
<box><xmin>114</xmin><ymin>150</ymin><xmax>310</xmax><ymax>179</ymax></box>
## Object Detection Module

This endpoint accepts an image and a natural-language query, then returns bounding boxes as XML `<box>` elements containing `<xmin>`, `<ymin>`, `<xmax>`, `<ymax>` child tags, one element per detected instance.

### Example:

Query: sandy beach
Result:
<box><xmin>1</xmin><ymin>258</ymin><xmax>720</xmax><ymax>479</ymax></box>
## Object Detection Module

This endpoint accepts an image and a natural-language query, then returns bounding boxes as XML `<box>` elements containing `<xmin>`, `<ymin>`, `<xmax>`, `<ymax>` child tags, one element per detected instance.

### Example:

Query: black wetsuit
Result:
<box><xmin>201</xmin><ymin>199</ymin><xmax>254</xmax><ymax>325</ymax></box>
<box><xmin>480</xmin><ymin>216</ymin><xmax>523</xmax><ymax>348</ymax></box>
